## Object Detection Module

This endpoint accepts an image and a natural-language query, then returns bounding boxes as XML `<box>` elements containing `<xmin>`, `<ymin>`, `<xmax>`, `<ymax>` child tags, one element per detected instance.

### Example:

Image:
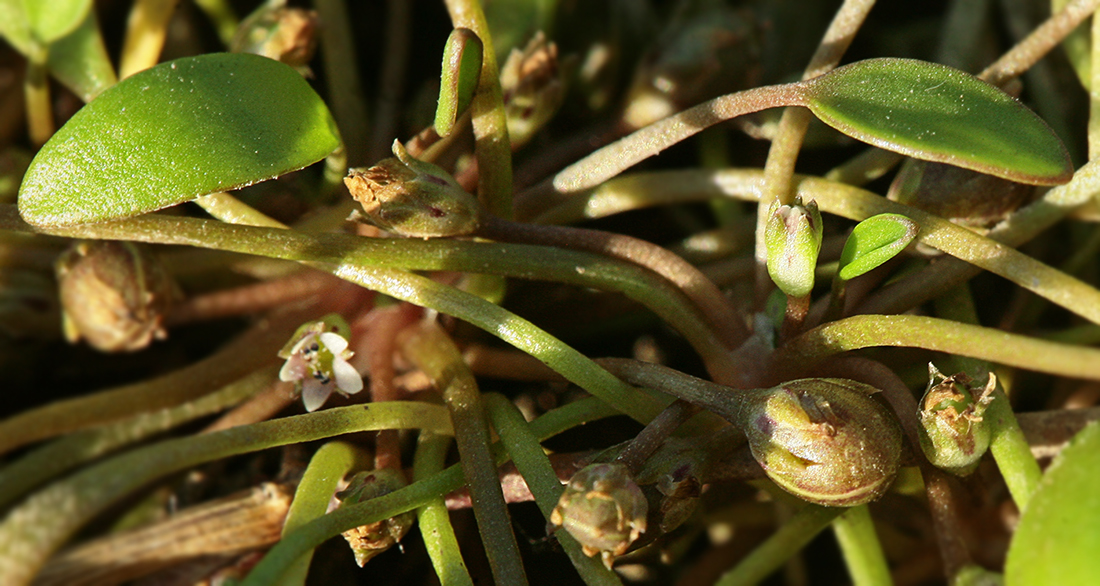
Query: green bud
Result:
<box><xmin>765</xmin><ymin>196</ymin><xmax>824</xmax><ymax>298</ymax></box>
<box><xmin>550</xmin><ymin>463</ymin><xmax>647</xmax><ymax>568</ymax></box>
<box><xmin>345</xmin><ymin>141</ymin><xmax>481</xmax><ymax>239</ymax></box>
<box><xmin>55</xmin><ymin>240</ymin><xmax>176</xmax><ymax>352</ymax></box>
<box><xmin>500</xmin><ymin>33</ymin><xmax>565</xmax><ymax>149</ymax></box>
<box><xmin>917</xmin><ymin>364</ymin><xmax>996</xmax><ymax>476</ymax></box>
<box><xmin>736</xmin><ymin>378</ymin><xmax>903</xmax><ymax>506</ymax></box>
<box><xmin>336</xmin><ymin>469</ymin><xmax>416</xmax><ymax>566</ymax></box>
<box><xmin>231</xmin><ymin>5</ymin><xmax>319</xmax><ymax>71</ymax></box>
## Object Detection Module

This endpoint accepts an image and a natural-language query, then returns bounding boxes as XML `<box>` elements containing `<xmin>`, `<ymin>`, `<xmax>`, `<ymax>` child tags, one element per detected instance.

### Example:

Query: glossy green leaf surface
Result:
<box><xmin>1006</xmin><ymin>421</ymin><xmax>1100</xmax><ymax>585</ymax></box>
<box><xmin>837</xmin><ymin>213</ymin><xmax>918</xmax><ymax>281</ymax></box>
<box><xmin>25</xmin><ymin>0</ymin><xmax>92</xmax><ymax>43</ymax></box>
<box><xmin>804</xmin><ymin>58</ymin><xmax>1072</xmax><ymax>185</ymax></box>
<box><xmin>19</xmin><ymin>53</ymin><xmax>341</xmax><ymax>227</ymax></box>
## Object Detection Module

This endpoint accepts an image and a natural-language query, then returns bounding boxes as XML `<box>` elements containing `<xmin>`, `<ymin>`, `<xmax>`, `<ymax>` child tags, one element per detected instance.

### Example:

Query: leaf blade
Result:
<box><xmin>18</xmin><ymin>53</ymin><xmax>341</xmax><ymax>227</ymax></box>
<box><xmin>804</xmin><ymin>58</ymin><xmax>1072</xmax><ymax>186</ymax></box>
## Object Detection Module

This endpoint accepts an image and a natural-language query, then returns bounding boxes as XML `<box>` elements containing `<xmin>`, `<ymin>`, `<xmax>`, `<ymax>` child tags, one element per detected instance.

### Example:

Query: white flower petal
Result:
<box><xmin>301</xmin><ymin>379</ymin><xmax>332</xmax><ymax>412</ymax></box>
<box><xmin>332</xmin><ymin>358</ymin><xmax>363</xmax><ymax>394</ymax></box>
<box><xmin>279</xmin><ymin>356</ymin><xmax>307</xmax><ymax>382</ymax></box>
<box><xmin>319</xmin><ymin>332</ymin><xmax>349</xmax><ymax>354</ymax></box>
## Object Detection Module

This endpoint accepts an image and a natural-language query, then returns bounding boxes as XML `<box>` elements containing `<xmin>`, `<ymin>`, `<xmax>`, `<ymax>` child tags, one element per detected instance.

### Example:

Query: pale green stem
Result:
<box><xmin>0</xmin><ymin>367</ymin><xmax>274</xmax><ymax>510</ymax></box>
<box><xmin>444</xmin><ymin>0</ymin><xmax>513</xmax><ymax>218</ymax></box>
<box><xmin>239</xmin><ymin>396</ymin><xmax>622</xmax><ymax>586</ymax></box>
<box><xmin>367</xmin><ymin>0</ymin><xmax>412</xmax><ymax>163</ymax></box>
<box><xmin>773</xmin><ymin>314</ymin><xmax>1100</xmax><ymax>382</ymax></box>
<box><xmin>715</xmin><ymin>504</ymin><xmax>842</xmax><ymax>586</ymax></box>
<box><xmin>756</xmin><ymin>0</ymin><xmax>875</xmax><ymax>304</ymax></box>
<box><xmin>24</xmin><ymin>41</ymin><xmax>53</xmax><ymax>146</ymax></box>
<box><xmin>314</xmin><ymin>0</ymin><xmax>369</xmax><ymax>165</ymax></box>
<box><xmin>0</xmin><ymin>204</ymin><xmax>736</xmax><ymax>403</ymax></box>
<box><xmin>484</xmin><ymin>393</ymin><xmax>625</xmax><ymax>586</ymax></box>
<box><xmin>531</xmin><ymin>168</ymin><xmax>1100</xmax><ymax>326</ymax></box>
<box><xmin>0</xmin><ymin>402</ymin><xmax>454</xmax><ymax>586</ymax></box>
<box><xmin>1054</xmin><ymin>0</ymin><xmax>1093</xmax><ymax>89</ymax></box>
<box><xmin>276</xmin><ymin>441</ymin><xmax>370</xmax><ymax>586</ymax></box>
<box><xmin>832</xmin><ymin>505</ymin><xmax>892</xmax><ymax>586</ymax></box>
<box><xmin>401</xmin><ymin>322</ymin><xmax>529</xmax><ymax>586</ymax></box>
<box><xmin>933</xmin><ymin>285</ymin><xmax>1042</xmax><ymax>509</ymax></box>
<box><xmin>119</xmin><ymin>0</ymin><xmax>180</xmax><ymax>78</ymax></box>
<box><xmin>413</xmin><ymin>432</ymin><xmax>474</xmax><ymax>586</ymax></box>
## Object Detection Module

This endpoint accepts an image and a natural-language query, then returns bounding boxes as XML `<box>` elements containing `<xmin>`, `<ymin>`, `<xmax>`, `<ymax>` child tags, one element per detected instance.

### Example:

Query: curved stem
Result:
<box><xmin>413</xmin><ymin>432</ymin><xmax>474</xmax><ymax>586</ymax></box>
<box><xmin>772</xmin><ymin>314</ymin><xmax>1100</xmax><ymax>382</ymax></box>
<box><xmin>119</xmin><ymin>0</ymin><xmax>180</xmax><ymax>78</ymax></box>
<box><xmin>478</xmin><ymin>215</ymin><xmax>748</xmax><ymax>350</ymax></box>
<box><xmin>400</xmin><ymin>322</ymin><xmax>529</xmax><ymax>586</ymax></box>
<box><xmin>0</xmin><ymin>402</ymin><xmax>454</xmax><ymax>586</ymax></box>
<box><xmin>548</xmin><ymin>84</ymin><xmax>806</xmax><ymax>195</ymax></box>
<box><xmin>715</xmin><ymin>504</ymin><xmax>841</xmax><ymax>586</ymax></box>
<box><xmin>240</xmin><ymin>396</ymin><xmax>623</xmax><ymax>586</ymax></box>
<box><xmin>314</xmin><ymin>0</ymin><xmax>369</xmax><ymax>166</ymax></box>
<box><xmin>277</xmin><ymin>441</ymin><xmax>370</xmax><ymax>586</ymax></box>
<box><xmin>484</xmin><ymin>394</ymin><xmax>625</xmax><ymax>586</ymax></box>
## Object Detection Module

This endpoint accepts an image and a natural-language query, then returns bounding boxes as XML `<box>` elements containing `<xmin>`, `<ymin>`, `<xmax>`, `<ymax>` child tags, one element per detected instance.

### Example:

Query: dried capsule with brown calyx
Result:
<box><xmin>917</xmin><ymin>364</ymin><xmax>996</xmax><ymax>476</ymax></box>
<box><xmin>550</xmin><ymin>462</ymin><xmax>648</xmax><ymax>568</ymax></box>
<box><xmin>55</xmin><ymin>240</ymin><xmax>176</xmax><ymax>352</ymax></box>
<box><xmin>335</xmin><ymin>468</ymin><xmax>416</xmax><ymax>567</ymax></box>
<box><xmin>344</xmin><ymin>141</ymin><xmax>482</xmax><ymax>239</ymax></box>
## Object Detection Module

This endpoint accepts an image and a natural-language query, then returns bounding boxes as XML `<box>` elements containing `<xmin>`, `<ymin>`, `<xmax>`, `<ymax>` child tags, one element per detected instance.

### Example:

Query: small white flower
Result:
<box><xmin>279</xmin><ymin>329</ymin><xmax>363</xmax><ymax>412</ymax></box>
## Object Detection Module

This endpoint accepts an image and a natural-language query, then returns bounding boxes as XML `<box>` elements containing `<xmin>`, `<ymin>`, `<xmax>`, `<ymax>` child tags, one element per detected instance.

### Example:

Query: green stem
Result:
<box><xmin>715</xmin><ymin>504</ymin><xmax>842</xmax><ymax>586</ymax></box>
<box><xmin>0</xmin><ymin>204</ymin><xmax>736</xmax><ymax>406</ymax></box>
<box><xmin>531</xmin><ymin>168</ymin><xmax>1100</xmax><ymax>326</ymax></box>
<box><xmin>192</xmin><ymin>0</ymin><xmax>239</xmax><ymax>45</ymax></box>
<box><xmin>401</xmin><ymin>322</ymin><xmax>529</xmax><ymax>586</ymax></box>
<box><xmin>932</xmin><ymin>285</ymin><xmax>1042</xmax><ymax>509</ymax></box>
<box><xmin>413</xmin><ymin>432</ymin><xmax>474</xmax><ymax>586</ymax></box>
<box><xmin>118</xmin><ymin>0</ymin><xmax>180</xmax><ymax>78</ymax></box>
<box><xmin>276</xmin><ymin>441</ymin><xmax>370</xmax><ymax>586</ymax></box>
<box><xmin>0</xmin><ymin>402</ymin><xmax>453</xmax><ymax>586</ymax></box>
<box><xmin>0</xmin><ymin>367</ymin><xmax>274</xmax><ymax>510</ymax></box>
<box><xmin>484</xmin><ymin>393</ymin><xmax>624</xmax><ymax>586</ymax></box>
<box><xmin>240</xmin><ymin>396</ymin><xmax>622</xmax><ymax>586</ymax></box>
<box><xmin>773</xmin><ymin>314</ymin><xmax>1100</xmax><ymax>382</ymax></box>
<box><xmin>832</xmin><ymin>505</ymin><xmax>892</xmax><ymax>586</ymax></box>
<box><xmin>443</xmin><ymin>0</ymin><xmax>513</xmax><ymax>219</ymax></box>
<box><xmin>24</xmin><ymin>41</ymin><xmax>53</xmax><ymax>146</ymax></box>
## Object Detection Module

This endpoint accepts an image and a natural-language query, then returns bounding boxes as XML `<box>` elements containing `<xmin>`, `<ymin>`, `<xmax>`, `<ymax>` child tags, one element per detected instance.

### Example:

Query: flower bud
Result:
<box><xmin>55</xmin><ymin>240</ymin><xmax>176</xmax><ymax>352</ymax></box>
<box><xmin>345</xmin><ymin>141</ymin><xmax>481</xmax><ymax>239</ymax></box>
<box><xmin>917</xmin><ymin>364</ymin><xmax>995</xmax><ymax>476</ymax></box>
<box><xmin>736</xmin><ymin>378</ymin><xmax>903</xmax><ymax>506</ymax></box>
<box><xmin>231</xmin><ymin>6</ymin><xmax>319</xmax><ymax>71</ymax></box>
<box><xmin>336</xmin><ymin>468</ymin><xmax>416</xmax><ymax>566</ymax></box>
<box><xmin>550</xmin><ymin>462</ymin><xmax>647</xmax><ymax>568</ymax></box>
<box><xmin>765</xmin><ymin>196</ymin><xmax>823</xmax><ymax>299</ymax></box>
<box><xmin>500</xmin><ymin>33</ymin><xmax>565</xmax><ymax>149</ymax></box>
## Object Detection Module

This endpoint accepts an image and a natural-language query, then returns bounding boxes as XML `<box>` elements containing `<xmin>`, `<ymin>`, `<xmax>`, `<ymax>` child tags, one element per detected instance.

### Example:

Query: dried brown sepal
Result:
<box><xmin>550</xmin><ymin>462</ymin><xmax>648</xmax><ymax>568</ymax></box>
<box><xmin>917</xmin><ymin>364</ymin><xmax>996</xmax><ymax>476</ymax></box>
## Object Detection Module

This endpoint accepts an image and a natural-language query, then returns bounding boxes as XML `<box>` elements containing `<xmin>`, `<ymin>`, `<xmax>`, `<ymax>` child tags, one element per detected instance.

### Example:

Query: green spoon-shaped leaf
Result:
<box><xmin>803</xmin><ymin>58</ymin><xmax>1072</xmax><ymax>186</ymax></box>
<box><xmin>25</xmin><ymin>0</ymin><xmax>92</xmax><ymax>43</ymax></box>
<box><xmin>1005</xmin><ymin>421</ymin><xmax>1100</xmax><ymax>585</ymax></box>
<box><xmin>837</xmin><ymin>213</ymin><xmax>919</xmax><ymax>281</ymax></box>
<box><xmin>19</xmin><ymin>52</ymin><xmax>341</xmax><ymax>227</ymax></box>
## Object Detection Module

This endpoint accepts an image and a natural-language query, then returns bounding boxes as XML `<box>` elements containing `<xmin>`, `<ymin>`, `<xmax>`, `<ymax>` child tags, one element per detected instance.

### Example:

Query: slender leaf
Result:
<box><xmin>18</xmin><ymin>53</ymin><xmax>341</xmax><ymax>227</ymax></box>
<box><xmin>803</xmin><ymin>58</ymin><xmax>1073</xmax><ymax>185</ymax></box>
<box><xmin>837</xmin><ymin>213</ymin><xmax>919</xmax><ymax>281</ymax></box>
<box><xmin>435</xmin><ymin>28</ymin><xmax>483</xmax><ymax>137</ymax></box>
<box><xmin>1005</xmin><ymin>422</ymin><xmax>1100</xmax><ymax>585</ymax></box>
